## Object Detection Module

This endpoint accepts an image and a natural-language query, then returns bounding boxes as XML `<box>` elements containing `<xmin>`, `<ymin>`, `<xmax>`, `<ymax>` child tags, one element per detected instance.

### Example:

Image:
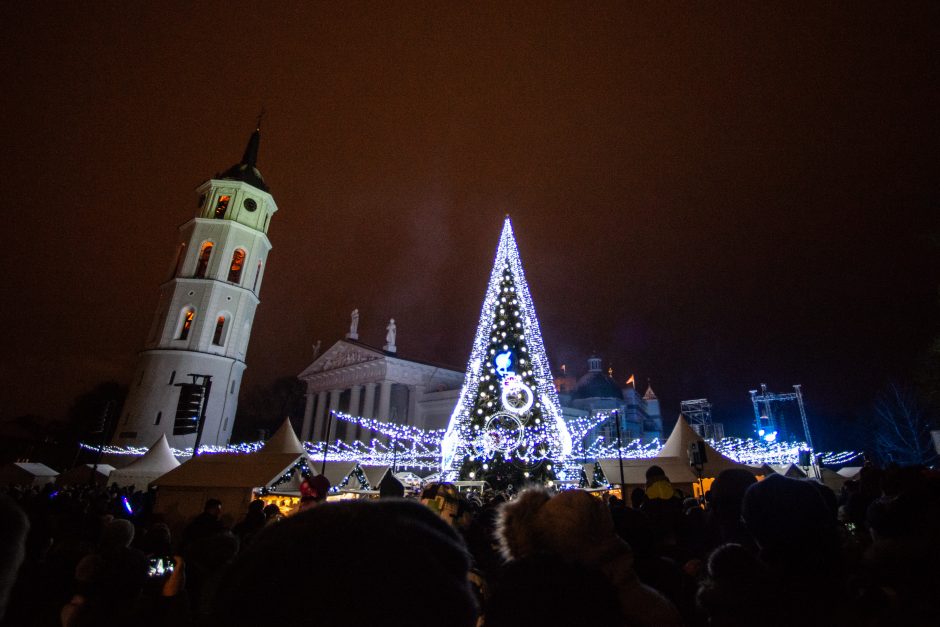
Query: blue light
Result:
<box><xmin>494</xmin><ymin>351</ymin><xmax>513</xmax><ymax>378</ymax></box>
<box><xmin>122</xmin><ymin>496</ymin><xmax>134</xmax><ymax>515</ymax></box>
<box><xmin>763</xmin><ymin>431</ymin><xmax>777</xmax><ymax>443</ymax></box>
<box><xmin>758</xmin><ymin>429</ymin><xmax>765</xmax><ymax>436</ymax></box>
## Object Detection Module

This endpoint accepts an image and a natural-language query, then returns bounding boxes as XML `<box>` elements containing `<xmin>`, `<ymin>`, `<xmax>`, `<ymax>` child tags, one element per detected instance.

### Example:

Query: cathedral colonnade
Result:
<box><xmin>300</xmin><ymin>380</ymin><xmax>421</xmax><ymax>442</ymax></box>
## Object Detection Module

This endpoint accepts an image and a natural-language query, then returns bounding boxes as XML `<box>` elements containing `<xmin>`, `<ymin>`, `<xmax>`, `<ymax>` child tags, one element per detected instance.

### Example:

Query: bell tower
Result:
<box><xmin>113</xmin><ymin>127</ymin><xmax>278</xmax><ymax>450</ymax></box>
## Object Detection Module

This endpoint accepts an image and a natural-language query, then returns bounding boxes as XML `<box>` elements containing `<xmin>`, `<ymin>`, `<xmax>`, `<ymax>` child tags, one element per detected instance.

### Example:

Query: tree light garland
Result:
<box><xmin>440</xmin><ymin>217</ymin><xmax>573</xmax><ymax>484</ymax></box>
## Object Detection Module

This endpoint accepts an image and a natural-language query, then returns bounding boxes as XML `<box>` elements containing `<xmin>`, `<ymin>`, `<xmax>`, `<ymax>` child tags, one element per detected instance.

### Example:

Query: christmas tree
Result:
<box><xmin>441</xmin><ymin>217</ymin><xmax>572</xmax><ymax>488</ymax></box>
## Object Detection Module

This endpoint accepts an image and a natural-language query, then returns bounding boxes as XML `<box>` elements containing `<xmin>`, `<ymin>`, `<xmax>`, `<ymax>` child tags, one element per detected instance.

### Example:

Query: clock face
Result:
<box><xmin>244</xmin><ymin>198</ymin><xmax>257</xmax><ymax>212</ymax></box>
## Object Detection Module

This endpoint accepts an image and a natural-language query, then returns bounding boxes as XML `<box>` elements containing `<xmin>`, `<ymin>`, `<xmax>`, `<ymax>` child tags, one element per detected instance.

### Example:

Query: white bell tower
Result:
<box><xmin>114</xmin><ymin>127</ymin><xmax>278</xmax><ymax>450</ymax></box>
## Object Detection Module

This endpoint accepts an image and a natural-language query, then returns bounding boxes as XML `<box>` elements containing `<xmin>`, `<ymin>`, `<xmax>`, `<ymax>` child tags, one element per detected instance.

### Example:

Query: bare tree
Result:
<box><xmin>872</xmin><ymin>382</ymin><xmax>938</xmax><ymax>466</ymax></box>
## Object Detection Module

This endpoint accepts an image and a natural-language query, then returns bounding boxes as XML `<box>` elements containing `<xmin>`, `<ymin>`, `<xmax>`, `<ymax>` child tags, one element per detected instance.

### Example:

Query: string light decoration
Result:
<box><xmin>335</xmin><ymin>463</ymin><xmax>372</xmax><ymax>491</ymax></box>
<box><xmin>90</xmin><ymin>411</ymin><xmax>861</xmax><ymax>471</ymax></box>
<box><xmin>259</xmin><ymin>458</ymin><xmax>314</xmax><ymax>495</ymax></box>
<box><xmin>440</xmin><ymin>217</ymin><xmax>573</xmax><ymax>487</ymax></box>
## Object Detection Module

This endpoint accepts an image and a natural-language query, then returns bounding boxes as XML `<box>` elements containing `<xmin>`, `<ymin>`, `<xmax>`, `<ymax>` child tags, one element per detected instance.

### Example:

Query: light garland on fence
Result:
<box><xmin>87</xmin><ymin>408</ymin><xmax>861</xmax><ymax>472</ymax></box>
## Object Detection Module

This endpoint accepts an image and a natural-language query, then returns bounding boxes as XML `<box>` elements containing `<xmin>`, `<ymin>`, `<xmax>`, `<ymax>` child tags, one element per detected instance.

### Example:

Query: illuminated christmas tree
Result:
<box><xmin>441</xmin><ymin>217</ymin><xmax>572</xmax><ymax>488</ymax></box>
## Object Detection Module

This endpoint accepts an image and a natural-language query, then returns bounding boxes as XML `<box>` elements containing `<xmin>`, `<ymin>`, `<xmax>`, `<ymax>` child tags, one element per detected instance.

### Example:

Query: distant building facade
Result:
<box><xmin>297</xmin><ymin>322</ymin><xmax>663</xmax><ymax>445</ymax></box>
<box><xmin>556</xmin><ymin>355</ymin><xmax>663</xmax><ymax>445</ymax></box>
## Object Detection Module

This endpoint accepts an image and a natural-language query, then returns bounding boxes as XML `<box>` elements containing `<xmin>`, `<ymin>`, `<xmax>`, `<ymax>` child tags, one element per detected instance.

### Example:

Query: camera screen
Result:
<box><xmin>146</xmin><ymin>556</ymin><xmax>175</xmax><ymax>578</ymax></box>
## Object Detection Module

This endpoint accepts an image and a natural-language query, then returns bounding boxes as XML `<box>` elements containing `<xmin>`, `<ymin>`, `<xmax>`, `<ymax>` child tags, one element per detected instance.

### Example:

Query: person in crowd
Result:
<box><xmin>703</xmin><ymin>468</ymin><xmax>757</xmax><ymax>552</ymax></box>
<box><xmin>379</xmin><ymin>470</ymin><xmax>406</xmax><ymax>498</ymax></box>
<box><xmin>63</xmin><ymin>518</ymin><xmax>148</xmax><ymax>627</ymax></box>
<box><xmin>610</xmin><ymin>492</ymin><xmax>689</xmax><ymax>617</ymax></box>
<box><xmin>696</xmin><ymin>542</ymin><xmax>771</xmax><ymax>627</ymax></box>
<box><xmin>232</xmin><ymin>499</ymin><xmax>266</xmax><ymax>546</ymax></box>
<box><xmin>261</xmin><ymin>503</ymin><xmax>282</xmax><ymax>524</ymax></box>
<box><xmin>739</xmin><ymin>474</ymin><xmax>845</xmax><ymax>624</ymax></box>
<box><xmin>641</xmin><ymin>465</ymin><xmax>684</xmax><ymax>558</ymax></box>
<box><xmin>138</xmin><ymin>522</ymin><xmax>172</xmax><ymax>558</ymax></box>
<box><xmin>180</xmin><ymin>498</ymin><xmax>225</xmax><ymax>552</ymax></box>
<box><xmin>485</xmin><ymin>552</ymin><xmax>623</xmax><ymax>626</ymax></box>
<box><xmin>853</xmin><ymin>469</ymin><xmax>940</xmax><ymax>625</ymax></box>
<box><xmin>0</xmin><ymin>494</ymin><xmax>29</xmax><ymax>623</ymax></box>
<box><xmin>298</xmin><ymin>473</ymin><xmax>332</xmax><ymax>512</ymax></box>
<box><xmin>497</xmin><ymin>487</ymin><xmax>681</xmax><ymax>627</ymax></box>
<box><xmin>211</xmin><ymin>499</ymin><xmax>478</xmax><ymax>627</ymax></box>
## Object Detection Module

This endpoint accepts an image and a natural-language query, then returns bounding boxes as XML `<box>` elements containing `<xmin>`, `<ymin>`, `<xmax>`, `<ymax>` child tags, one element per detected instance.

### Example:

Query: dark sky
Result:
<box><xmin>1</xmin><ymin>2</ymin><xmax>937</xmax><ymax>445</ymax></box>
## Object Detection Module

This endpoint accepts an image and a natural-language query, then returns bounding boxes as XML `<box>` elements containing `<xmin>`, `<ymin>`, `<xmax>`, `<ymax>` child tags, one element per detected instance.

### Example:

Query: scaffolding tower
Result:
<box><xmin>748</xmin><ymin>384</ymin><xmax>813</xmax><ymax>450</ymax></box>
<box><xmin>681</xmin><ymin>399</ymin><xmax>724</xmax><ymax>440</ymax></box>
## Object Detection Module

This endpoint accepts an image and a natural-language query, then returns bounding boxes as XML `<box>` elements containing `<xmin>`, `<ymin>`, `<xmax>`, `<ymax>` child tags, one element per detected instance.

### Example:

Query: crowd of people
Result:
<box><xmin>0</xmin><ymin>460</ymin><xmax>937</xmax><ymax>626</ymax></box>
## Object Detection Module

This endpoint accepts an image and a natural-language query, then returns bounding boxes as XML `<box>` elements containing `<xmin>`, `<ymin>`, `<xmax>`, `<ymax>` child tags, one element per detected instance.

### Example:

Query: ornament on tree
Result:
<box><xmin>441</xmin><ymin>217</ymin><xmax>572</xmax><ymax>488</ymax></box>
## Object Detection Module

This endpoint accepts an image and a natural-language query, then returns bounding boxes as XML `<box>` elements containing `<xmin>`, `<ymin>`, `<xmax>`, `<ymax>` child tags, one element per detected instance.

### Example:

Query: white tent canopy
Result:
<box><xmin>0</xmin><ymin>462</ymin><xmax>58</xmax><ymax>487</ymax></box>
<box><xmin>109</xmin><ymin>434</ymin><xmax>181</xmax><ymax>489</ymax></box>
<box><xmin>260</xmin><ymin>419</ymin><xmax>306</xmax><ymax>455</ymax></box>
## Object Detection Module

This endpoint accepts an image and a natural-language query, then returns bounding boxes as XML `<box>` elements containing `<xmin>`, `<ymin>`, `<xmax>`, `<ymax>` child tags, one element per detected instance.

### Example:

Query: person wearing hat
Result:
<box><xmin>496</xmin><ymin>488</ymin><xmax>680</xmax><ymax>627</ymax></box>
<box><xmin>641</xmin><ymin>466</ymin><xmax>684</xmax><ymax>555</ymax></box>
<box><xmin>211</xmin><ymin>499</ymin><xmax>478</xmax><ymax>627</ymax></box>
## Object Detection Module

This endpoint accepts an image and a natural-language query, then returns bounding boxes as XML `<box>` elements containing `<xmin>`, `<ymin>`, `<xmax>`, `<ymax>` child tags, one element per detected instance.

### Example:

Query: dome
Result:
<box><xmin>216</xmin><ymin>128</ymin><xmax>270</xmax><ymax>192</ymax></box>
<box><xmin>571</xmin><ymin>371</ymin><xmax>624</xmax><ymax>401</ymax></box>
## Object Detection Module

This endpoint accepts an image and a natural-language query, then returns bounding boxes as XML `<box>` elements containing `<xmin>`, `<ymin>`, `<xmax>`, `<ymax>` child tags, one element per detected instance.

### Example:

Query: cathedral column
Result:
<box><xmin>301</xmin><ymin>392</ymin><xmax>315</xmax><ymax>441</ymax></box>
<box><xmin>349</xmin><ymin>385</ymin><xmax>363</xmax><ymax>442</ymax></box>
<box><xmin>377</xmin><ymin>381</ymin><xmax>392</xmax><ymax>421</ymax></box>
<box><xmin>323</xmin><ymin>389</ymin><xmax>341</xmax><ymax>441</ymax></box>
<box><xmin>314</xmin><ymin>390</ymin><xmax>328</xmax><ymax>440</ymax></box>
<box><xmin>407</xmin><ymin>384</ymin><xmax>425</xmax><ymax>427</ymax></box>
<box><xmin>362</xmin><ymin>382</ymin><xmax>377</xmax><ymax>419</ymax></box>
<box><xmin>348</xmin><ymin>385</ymin><xmax>363</xmax><ymax>416</ymax></box>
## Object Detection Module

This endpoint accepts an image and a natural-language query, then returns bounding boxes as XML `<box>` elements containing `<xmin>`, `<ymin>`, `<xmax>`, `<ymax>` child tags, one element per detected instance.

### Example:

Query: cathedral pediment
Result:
<box><xmin>299</xmin><ymin>340</ymin><xmax>385</xmax><ymax>378</ymax></box>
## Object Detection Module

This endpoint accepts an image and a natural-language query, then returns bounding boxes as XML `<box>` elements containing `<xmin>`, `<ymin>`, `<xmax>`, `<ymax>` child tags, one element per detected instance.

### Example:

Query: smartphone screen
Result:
<box><xmin>146</xmin><ymin>556</ymin><xmax>175</xmax><ymax>578</ymax></box>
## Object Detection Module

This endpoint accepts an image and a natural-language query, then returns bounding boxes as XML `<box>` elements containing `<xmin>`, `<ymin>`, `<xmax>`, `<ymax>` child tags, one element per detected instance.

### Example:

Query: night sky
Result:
<box><xmin>2</xmin><ymin>2</ymin><xmax>937</xmax><ymax>445</ymax></box>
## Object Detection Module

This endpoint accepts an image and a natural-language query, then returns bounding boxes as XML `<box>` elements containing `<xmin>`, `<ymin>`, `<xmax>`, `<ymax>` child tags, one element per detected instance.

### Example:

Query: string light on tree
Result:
<box><xmin>440</xmin><ymin>217</ymin><xmax>573</xmax><ymax>487</ymax></box>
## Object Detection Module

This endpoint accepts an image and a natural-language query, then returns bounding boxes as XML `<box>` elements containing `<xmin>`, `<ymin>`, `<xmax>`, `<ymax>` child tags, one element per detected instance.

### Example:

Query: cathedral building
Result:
<box><xmin>297</xmin><ymin>320</ymin><xmax>465</xmax><ymax>443</ymax></box>
<box><xmin>297</xmin><ymin>316</ymin><xmax>663</xmax><ymax>445</ymax></box>
<box><xmin>555</xmin><ymin>355</ymin><xmax>663</xmax><ymax>444</ymax></box>
<box><xmin>114</xmin><ymin>128</ymin><xmax>276</xmax><ymax>450</ymax></box>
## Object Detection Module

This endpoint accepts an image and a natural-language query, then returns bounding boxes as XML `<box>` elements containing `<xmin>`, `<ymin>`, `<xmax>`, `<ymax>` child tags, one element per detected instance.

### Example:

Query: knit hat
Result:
<box><xmin>742</xmin><ymin>474</ymin><xmax>836</xmax><ymax>560</ymax></box>
<box><xmin>212</xmin><ymin>500</ymin><xmax>476</xmax><ymax>627</ymax></box>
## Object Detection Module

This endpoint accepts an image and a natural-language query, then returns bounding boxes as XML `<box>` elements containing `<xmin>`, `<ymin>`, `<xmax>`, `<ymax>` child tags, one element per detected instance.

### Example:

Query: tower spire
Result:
<box><xmin>241</xmin><ymin>128</ymin><xmax>260</xmax><ymax>169</ymax></box>
<box><xmin>218</xmin><ymin>123</ymin><xmax>269</xmax><ymax>192</ymax></box>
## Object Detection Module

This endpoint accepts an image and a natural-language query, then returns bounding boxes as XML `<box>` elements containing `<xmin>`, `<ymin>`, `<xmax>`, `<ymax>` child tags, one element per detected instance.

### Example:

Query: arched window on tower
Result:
<box><xmin>214</xmin><ymin>195</ymin><xmax>231</xmax><ymax>219</ymax></box>
<box><xmin>228</xmin><ymin>249</ymin><xmax>246</xmax><ymax>283</ymax></box>
<box><xmin>179</xmin><ymin>308</ymin><xmax>196</xmax><ymax>340</ymax></box>
<box><xmin>195</xmin><ymin>242</ymin><xmax>213</xmax><ymax>278</ymax></box>
<box><xmin>212</xmin><ymin>315</ymin><xmax>228</xmax><ymax>346</ymax></box>
<box><xmin>252</xmin><ymin>260</ymin><xmax>263</xmax><ymax>291</ymax></box>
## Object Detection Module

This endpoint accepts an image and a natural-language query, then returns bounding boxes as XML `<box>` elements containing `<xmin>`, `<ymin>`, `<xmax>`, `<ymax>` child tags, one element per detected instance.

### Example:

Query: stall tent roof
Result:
<box><xmin>14</xmin><ymin>462</ymin><xmax>59</xmax><ymax>476</ymax></box>
<box><xmin>109</xmin><ymin>434</ymin><xmax>181</xmax><ymax>487</ymax></box>
<box><xmin>114</xmin><ymin>434</ymin><xmax>180</xmax><ymax>474</ymax></box>
<box><xmin>596</xmin><ymin>416</ymin><xmax>754</xmax><ymax>485</ymax></box>
<box><xmin>0</xmin><ymin>462</ymin><xmax>58</xmax><ymax>480</ymax></box>
<box><xmin>153</xmin><ymin>422</ymin><xmax>312</xmax><ymax>490</ymax></box>
<box><xmin>260</xmin><ymin>419</ymin><xmax>306</xmax><ymax>455</ymax></box>
<box><xmin>152</xmin><ymin>452</ymin><xmax>307</xmax><ymax>489</ymax></box>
